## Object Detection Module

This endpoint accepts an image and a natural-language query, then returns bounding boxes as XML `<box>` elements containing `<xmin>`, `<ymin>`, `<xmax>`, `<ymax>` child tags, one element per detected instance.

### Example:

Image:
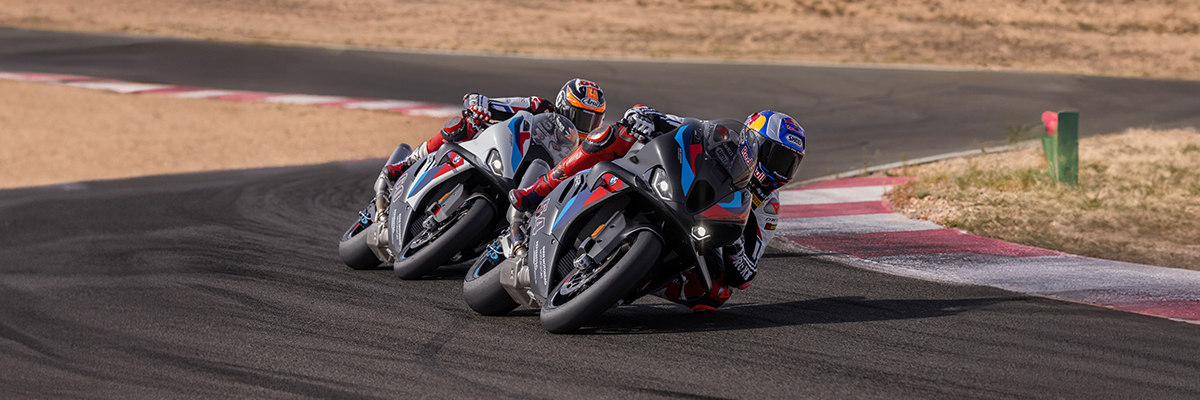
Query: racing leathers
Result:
<box><xmin>650</xmin><ymin>190</ymin><xmax>781</xmax><ymax>311</ymax></box>
<box><xmin>509</xmin><ymin>105</ymin><xmax>684</xmax><ymax>210</ymax></box>
<box><xmin>383</xmin><ymin>93</ymin><xmax>554</xmax><ymax>182</ymax></box>
<box><xmin>372</xmin><ymin>93</ymin><xmax>554</xmax><ymax>217</ymax></box>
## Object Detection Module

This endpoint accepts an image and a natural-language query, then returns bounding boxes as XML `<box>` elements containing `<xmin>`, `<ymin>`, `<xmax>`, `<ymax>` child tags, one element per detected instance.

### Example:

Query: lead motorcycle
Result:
<box><xmin>338</xmin><ymin>111</ymin><xmax>577</xmax><ymax>279</ymax></box>
<box><xmin>463</xmin><ymin>119</ymin><xmax>758</xmax><ymax>333</ymax></box>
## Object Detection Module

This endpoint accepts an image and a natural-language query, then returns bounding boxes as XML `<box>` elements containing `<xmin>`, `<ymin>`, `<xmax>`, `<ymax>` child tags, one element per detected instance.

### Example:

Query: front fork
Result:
<box><xmin>500</xmin><ymin>205</ymin><xmax>537</xmax><ymax>307</ymax></box>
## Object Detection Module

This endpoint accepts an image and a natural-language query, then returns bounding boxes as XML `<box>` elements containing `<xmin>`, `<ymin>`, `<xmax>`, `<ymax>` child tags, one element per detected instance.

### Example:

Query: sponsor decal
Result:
<box><xmin>784</xmin><ymin>133</ymin><xmax>805</xmax><ymax>150</ymax></box>
<box><xmin>765</xmin><ymin>223</ymin><xmax>777</xmax><ymax>231</ymax></box>
<box><xmin>533</xmin><ymin>202</ymin><xmax>549</xmax><ymax>233</ymax></box>
<box><xmin>532</xmin><ymin>243</ymin><xmax>547</xmax><ymax>286</ymax></box>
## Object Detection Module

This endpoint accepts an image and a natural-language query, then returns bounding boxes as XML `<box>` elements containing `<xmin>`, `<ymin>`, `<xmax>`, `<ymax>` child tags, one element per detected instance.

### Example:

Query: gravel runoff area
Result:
<box><xmin>2</xmin><ymin>0</ymin><xmax>1199</xmax><ymax>80</ymax></box>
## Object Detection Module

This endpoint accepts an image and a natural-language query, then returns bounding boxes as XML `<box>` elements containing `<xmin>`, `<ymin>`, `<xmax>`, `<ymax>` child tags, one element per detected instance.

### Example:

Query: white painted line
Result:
<box><xmin>872</xmin><ymin>253</ymin><xmax>1200</xmax><ymax>304</ymax></box>
<box><xmin>64</xmin><ymin>81</ymin><xmax>172</xmax><ymax>93</ymax></box>
<box><xmin>778</xmin><ymin>185</ymin><xmax>892</xmax><ymax>205</ymax></box>
<box><xmin>403</xmin><ymin>107</ymin><xmax>462</xmax><ymax>118</ymax></box>
<box><xmin>342</xmin><ymin>100</ymin><xmax>428</xmax><ymax>110</ymax></box>
<box><xmin>169</xmin><ymin>90</ymin><xmax>241</xmax><ymax>99</ymax></box>
<box><xmin>0</xmin><ymin>72</ymin><xmax>83</xmax><ymax>82</ymax></box>
<box><xmin>261</xmin><ymin>94</ymin><xmax>352</xmax><ymax>105</ymax></box>
<box><xmin>776</xmin><ymin>213</ymin><xmax>943</xmax><ymax>236</ymax></box>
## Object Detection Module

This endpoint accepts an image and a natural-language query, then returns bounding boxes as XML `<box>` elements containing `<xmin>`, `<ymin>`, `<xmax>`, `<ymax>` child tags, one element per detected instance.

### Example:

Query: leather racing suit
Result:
<box><xmin>381</xmin><ymin>94</ymin><xmax>555</xmax><ymax>182</ymax></box>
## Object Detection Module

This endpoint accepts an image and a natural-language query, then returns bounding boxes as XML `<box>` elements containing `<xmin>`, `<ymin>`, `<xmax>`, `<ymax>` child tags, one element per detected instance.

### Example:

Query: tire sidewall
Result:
<box><xmin>462</xmin><ymin>253</ymin><xmax>520</xmax><ymax>315</ymax></box>
<box><xmin>392</xmin><ymin>197</ymin><xmax>495</xmax><ymax>279</ymax></box>
<box><xmin>539</xmin><ymin>230</ymin><xmax>662</xmax><ymax>334</ymax></box>
<box><xmin>338</xmin><ymin>219</ymin><xmax>382</xmax><ymax>270</ymax></box>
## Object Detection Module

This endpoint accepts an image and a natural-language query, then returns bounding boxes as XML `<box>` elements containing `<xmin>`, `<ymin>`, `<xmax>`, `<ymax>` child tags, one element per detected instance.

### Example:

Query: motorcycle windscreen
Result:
<box><xmin>700</xmin><ymin>119</ymin><xmax>757</xmax><ymax>188</ymax></box>
<box><xmin>530</xmin><ymin>113</ymin><xmax>579</xmax><ymax>162</ymax></box>
<box><xmin>682</xmin><ymin>118</ymin><xmax>755</xmax><ymax>212</ymax></box>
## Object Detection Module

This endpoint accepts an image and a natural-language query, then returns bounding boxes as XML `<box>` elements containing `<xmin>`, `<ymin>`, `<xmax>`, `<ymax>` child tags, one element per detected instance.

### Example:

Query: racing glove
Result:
<box><xmin>463</xmin><ymin>93</ymin><xmax>492</xmax><ymax>127</ymax></box>
<box><xmin>621</xmin><ymin>105</ymin><xmax>661</xmax><ymax>142</ymax></box>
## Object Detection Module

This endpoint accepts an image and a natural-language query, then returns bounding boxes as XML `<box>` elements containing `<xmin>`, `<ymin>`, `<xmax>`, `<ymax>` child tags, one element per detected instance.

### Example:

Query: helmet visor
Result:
<box><xmin>563</xmin><ymin>106</ymin><xmax>604</xmax><ymax>133</ymax></box>
<box><xmin>761</xmin><ymin>140</ymin><xmax>802</xmax><ymax>180</ymax></box>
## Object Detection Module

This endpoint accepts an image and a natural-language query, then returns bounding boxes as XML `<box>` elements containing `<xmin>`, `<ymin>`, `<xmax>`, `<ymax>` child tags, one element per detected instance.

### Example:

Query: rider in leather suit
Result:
<box><xmin>372</xmin><ymin>78</ymin><xmax>607</xmax><ymax>213</ymax></box>
<box><xmin>510</xmin><ymin>108</ymin><xmax>807</xmax><ymax>312</ymax></box>
<box><xmin>651</xmin><ymin>110</ymin><xmax>806</xmax><ymax>311</ymax></box>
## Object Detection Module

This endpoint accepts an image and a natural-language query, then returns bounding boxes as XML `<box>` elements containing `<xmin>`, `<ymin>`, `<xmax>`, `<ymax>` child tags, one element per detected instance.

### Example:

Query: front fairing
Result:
<box><xmin>523</xmin><ymin>119</ymin><xmax>755</xmax><ymax>300</ymax></box>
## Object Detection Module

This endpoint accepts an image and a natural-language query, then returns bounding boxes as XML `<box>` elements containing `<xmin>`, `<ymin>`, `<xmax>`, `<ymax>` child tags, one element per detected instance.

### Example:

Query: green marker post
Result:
<box><xmin>1056</xmin><ymin>112</ymin><xmax>1079</xmax><ymax>185</ymax></box>
<box><xmin>1041</xmin><ymin>110</ymin><xmax>1079</xmax><ymax>185</ymax></box>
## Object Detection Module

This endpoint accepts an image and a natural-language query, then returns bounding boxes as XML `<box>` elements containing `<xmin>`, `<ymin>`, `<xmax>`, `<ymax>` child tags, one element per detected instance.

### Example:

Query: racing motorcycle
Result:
<box><xmin>463</xmin><ymin>119</ymin><xmax>758</xmax><ymax>333</ymax></box>
<box><xmin>338</xmin><ymin>111</ymin><xmax>577</xmax><ymax>279</ymax></box>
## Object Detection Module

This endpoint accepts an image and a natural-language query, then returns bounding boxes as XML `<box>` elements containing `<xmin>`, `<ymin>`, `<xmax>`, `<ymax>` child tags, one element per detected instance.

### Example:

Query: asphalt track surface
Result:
<box><xmin>4</xmin><ymin>162</ymin><xmax>1200</xmax><ymax>398</ymax></box>
<box><xmin>3</xmin><ymin>28</ymin><xmax>1200</xmax><ymax>398</ymax></box>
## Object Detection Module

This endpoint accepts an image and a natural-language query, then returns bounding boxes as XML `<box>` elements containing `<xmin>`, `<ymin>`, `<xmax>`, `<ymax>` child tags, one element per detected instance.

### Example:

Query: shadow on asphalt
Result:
<box><xmin>574</xmin><ymin>296</ymin><xmax>1024</xmax><ymax>335</ymax></box>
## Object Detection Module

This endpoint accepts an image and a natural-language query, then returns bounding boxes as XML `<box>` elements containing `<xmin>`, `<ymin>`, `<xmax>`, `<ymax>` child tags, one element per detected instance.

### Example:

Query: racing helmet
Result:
<box><xmin>554</xmin><ymin>78</ymin><xmax>606</xmax><ymax>133</ymax></box>
<box><xmin>744</xmin><ymin>110</ymin><xmax>805</xmax><ymax>190</ymax></box>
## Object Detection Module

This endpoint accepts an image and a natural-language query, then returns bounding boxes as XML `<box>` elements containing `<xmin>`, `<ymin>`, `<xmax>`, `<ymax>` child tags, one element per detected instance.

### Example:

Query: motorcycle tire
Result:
<box><xmin>462</xmin><ymin>246</ymin><xmax>520</xmax><ymax>316</ymax></box>
<box><xmin>540</xmin><ymin>230</ymin><xmax>662</xmax><ymax>334</ymax></box>
<box><xmin>338</xmin><ymin>220</ymin><xmax>382</xmax><ymax>270</ymax></box>
<box><xmin>393</xmin><ymin>198</ymin><xmax>495</xmax><ymax>280</ymax></box>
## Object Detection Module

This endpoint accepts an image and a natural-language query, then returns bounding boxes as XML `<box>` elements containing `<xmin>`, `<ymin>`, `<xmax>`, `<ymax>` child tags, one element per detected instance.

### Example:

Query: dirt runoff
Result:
<box><xmin>0</xmin><ymin>79</ymin><xmax>441</xmax><ymax>189</ymax></box>
<box><xmin>2</xmin><ymin>0</ymin><xmax>1199</xmax><ymax>81</ymax></box>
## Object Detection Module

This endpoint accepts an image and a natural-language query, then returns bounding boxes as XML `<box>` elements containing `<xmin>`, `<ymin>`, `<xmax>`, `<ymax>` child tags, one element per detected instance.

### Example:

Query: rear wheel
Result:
<box><xmin>539</xmin><ymin>230</ymin><xmax>661</xmax><ymax>334</ymax></box>
<box><xmin>338</xmin><ymin>203</ymin><xmax>382</xmax><ymax>270</ymax></box>
<box><xmin>463</xmin><ymin>239</ymin><xmax>520</xmax><ymax>316</ymax></box>
<box><xmin>393</xmin><ymin>198</ymin><xmax>495</xmax><ymax>280</ymax></box>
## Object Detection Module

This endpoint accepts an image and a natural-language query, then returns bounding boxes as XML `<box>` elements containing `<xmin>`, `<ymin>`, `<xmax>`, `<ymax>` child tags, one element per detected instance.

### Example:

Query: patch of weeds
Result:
<box><xmin>1080</xmin><ymin>193</ymin><xmax>1104</xmax><ymax>210</ymax></box>
<box><xmin>1183</xmin><ymin>144</ymin><xmax>1200</xmax><ymax>154</ymax></box>
<box><xmin>942</xmin><ymin>216</ymin><xmax>965</xmax><ymax>229</ymax></box>
<box><xmin>1084</xmin><ymin>162</ymin><xmax>1108</xmax><ymax>174</ymax></box>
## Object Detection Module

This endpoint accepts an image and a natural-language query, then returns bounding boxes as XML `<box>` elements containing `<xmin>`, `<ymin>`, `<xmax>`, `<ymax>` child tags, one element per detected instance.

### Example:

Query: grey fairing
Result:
<box><xmin>383</xmin><ymin>111</ymin><xmax>571</xmax><ymax>258</ymax></box>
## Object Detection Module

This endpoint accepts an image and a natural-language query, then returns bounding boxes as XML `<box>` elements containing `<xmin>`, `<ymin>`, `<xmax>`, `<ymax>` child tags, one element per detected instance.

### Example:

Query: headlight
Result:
<box><xmin>650</xmin><ymin>167</ymin><xmax>673</xmax><ymax>201</ymax></box>
<box><xmin>486</xmin><ymin>149</ymin><xmax>504</xmax><ymax>176</ymax></box>
<box><xmin>691</xmin><ymin>225</ymin><xmax>709</xmax><ymax>241</ymax></box>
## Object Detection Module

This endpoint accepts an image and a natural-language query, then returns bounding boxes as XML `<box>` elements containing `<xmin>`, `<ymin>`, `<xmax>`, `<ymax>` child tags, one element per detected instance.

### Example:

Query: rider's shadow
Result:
<box><xmin>574</xmin><ymin>296</ymin><xmax>1023</xmax><ymax>335</ymax></box>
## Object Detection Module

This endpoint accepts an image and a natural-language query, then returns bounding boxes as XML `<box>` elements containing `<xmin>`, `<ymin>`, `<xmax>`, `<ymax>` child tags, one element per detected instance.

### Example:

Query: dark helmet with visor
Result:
<box><xmin>555</xmin><ymin>78</ymin><xmax>606</xmax><ymax>133</ymax></box>
<box><xmin>744</xmin><ymin>110</ymin><xmax>805</xmax><ymax>191</ymax></box>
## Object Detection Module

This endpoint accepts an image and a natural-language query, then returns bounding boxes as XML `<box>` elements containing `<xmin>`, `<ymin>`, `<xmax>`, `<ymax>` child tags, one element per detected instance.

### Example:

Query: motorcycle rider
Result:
<box><xmin>651</xmin><ymin>110</ymin><xmax>806</xmax><ymax>311</ymax></box>
<box><xmin>507</xmin><ymin>108</ymin><xmax>806</xmax><ymax>312</ymax></box>
<box><xmin>372</xmin><ymin>78</ymin><xmax>607</xmax><ymax>215</ymax></box>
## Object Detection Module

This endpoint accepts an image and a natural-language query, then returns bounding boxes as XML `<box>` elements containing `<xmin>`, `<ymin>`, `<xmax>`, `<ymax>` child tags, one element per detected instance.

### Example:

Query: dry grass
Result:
<box><xmin>2</xmin><ymin>0</ymin><xmax>1199</xmax><ymax>80</ymax></box>
<box><xmin>0</xmin><ymin>79</ymin><xmax>442</xmax><ymax>189</ymax></box>
<box><xmin>886</xmin><ymin>128</ymin><xmax>1200</xmax><ymax>270</ymax></box>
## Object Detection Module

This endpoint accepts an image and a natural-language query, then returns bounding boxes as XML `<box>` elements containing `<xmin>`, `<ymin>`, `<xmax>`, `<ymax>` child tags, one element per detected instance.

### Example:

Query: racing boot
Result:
<box><xmin>651</xmin><ymin>268</ymin><xmax>732</xmax><ymax>312</ymax></box>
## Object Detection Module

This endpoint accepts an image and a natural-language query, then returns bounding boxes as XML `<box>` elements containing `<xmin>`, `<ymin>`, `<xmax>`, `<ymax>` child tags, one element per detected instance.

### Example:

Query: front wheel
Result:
<box><xmin>338</xmin><ymin>204</ymin><xmax>382</xmax><ymax>270</ymax></box>
<box><xmin>393</xmin><ymin>198</ymin><xmax>495</xmax><ymax>280</ymax></box>
<box><xmin>463</xmin><ymin>239</ymin><xmax>520</xmax><ymax>316</ymax></box>
<box><xmin>540</xmin><ymin>230</ymin><xmax>662</xmax><ymax>334</ymax></box>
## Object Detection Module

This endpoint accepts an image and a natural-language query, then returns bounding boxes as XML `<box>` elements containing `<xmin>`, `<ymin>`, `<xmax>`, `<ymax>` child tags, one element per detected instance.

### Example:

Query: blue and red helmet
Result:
<box><xmin>744</xmin><ymin>110</ymin><xmax>805</xmax><ymax>189</ymax></box>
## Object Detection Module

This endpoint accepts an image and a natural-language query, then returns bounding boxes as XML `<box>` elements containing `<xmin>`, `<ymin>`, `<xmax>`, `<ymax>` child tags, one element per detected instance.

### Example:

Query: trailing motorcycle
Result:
<box><xmin>338</xmin><ymin>111</ymin><xmax>577</xmax><ymax>279</ymax></box>
<box><xmin>463</xmin><ymin>119</ymin><xmax>758</xmax><ymax>333</ymax></box>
